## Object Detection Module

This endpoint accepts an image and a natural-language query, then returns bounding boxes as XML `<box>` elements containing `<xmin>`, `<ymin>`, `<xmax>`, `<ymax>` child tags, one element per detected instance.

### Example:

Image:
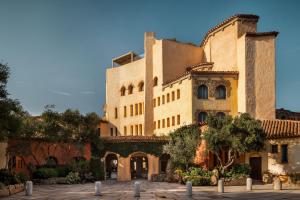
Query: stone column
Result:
<box><xmin>25</xmin><ymin>181</ymin><xmax>33</xmax><ymax>196</ymax></box>
<box><xmin>218</xmin><ymin>179</ymin><xmax>224</xmax><ymax>193</ymax></box>
<box><xmin>95</xmin><ymin>181</ymin><xmax>101</xmax><ymax>196</ymax></box>
<box><xmin>134</xmin><ymin>181</ymin><xmax>140</xmax><ymax>197</ymax></box>
<box><xmin>186</xmin><ymin>181</ymin><xmax>192</xmax><ymax>197</ymax></box>
<box><xmin>246</xmin><ymin>178</ymin><xmax>252</xmax><ymax>191</ymax></box>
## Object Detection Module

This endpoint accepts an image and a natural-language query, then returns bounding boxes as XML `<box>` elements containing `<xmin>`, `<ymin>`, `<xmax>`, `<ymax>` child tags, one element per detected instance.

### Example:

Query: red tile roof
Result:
<box><xmin>262</xmin><ymin>120</ymin><xmax>300</xmax><ymax>139</ymax></box>
<box><xmin>200</xmin><ymin>14</ymin><xmax>259</xmax><ymax>46</ymax></box>
<box><xmin>102</xmin><ymin>136</ymin><xmax>169</xmax><ymax>143</ymax></box>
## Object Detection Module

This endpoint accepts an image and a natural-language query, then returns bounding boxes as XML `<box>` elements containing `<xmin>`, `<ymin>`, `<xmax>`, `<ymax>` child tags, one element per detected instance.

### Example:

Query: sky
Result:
<box><xmin>0</xmin><ymin>0</ymin><xmax>299</xmax><ymax>116</ymax></box>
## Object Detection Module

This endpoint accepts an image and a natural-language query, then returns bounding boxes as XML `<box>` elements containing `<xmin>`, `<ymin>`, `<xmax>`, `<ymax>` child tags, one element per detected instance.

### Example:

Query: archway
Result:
<box><xmin>105</xmin><ymin>153</ymin><xmax>118</xmax><ymax>180</ymax></box>
<box><xmin>130</xmin><ymin>152</ymin><xmax>148</xmax><ymax>179</ymax></box>
<box><xmin>159</xmin><ymin>154</ymin><xmax>170</xmax><ymax>174</ymax></box>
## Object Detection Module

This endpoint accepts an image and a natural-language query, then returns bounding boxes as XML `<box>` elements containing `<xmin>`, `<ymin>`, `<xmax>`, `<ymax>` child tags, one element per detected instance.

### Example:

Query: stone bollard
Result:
<box><xmin>246</xmin><ymin>178</ymin><xmax>252</xmax><ymax>191</ymax></box>
<box><xmin>186</xmin><ymin>181</ymin><xmax>192</xmax><ymax>197</ymax></box>
<box><xmin>95</xmin><ymin>181</ymin><xmax>101</xmax><ymax>196</ymax></box>
<box><xmin>218</xmin><ymin>179</ymin><xmax>224</xmax><ymax>193</ymax></box>
<box><xmin>25</xmin><ymin>181</ymin><xmax>33</xmax><ymax>196</ymax></box>
<box><xmin>274</xmin><ymin>178</ymin><xmax>282</xmax><ymax>190</ymax></box>
<box><xmin>134</xmin><ymin>181</ymin><xmax>140</xmax><ymax>197</ymax></box>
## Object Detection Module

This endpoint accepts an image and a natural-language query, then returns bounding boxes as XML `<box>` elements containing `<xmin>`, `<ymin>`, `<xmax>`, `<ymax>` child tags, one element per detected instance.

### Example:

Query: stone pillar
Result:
<box><xmin>246</xmin><ymin>178</ymin><xmax>252</xmax><ymax>191</ymax></box>
<box><xmin>273</xmin><ymin>178</ymin><xmax>282</xmax><ymax>190</ymax></box>
<box><xmin>25</xmin><ymin>181</ymin><xmax>33</xmax><ymax>196</ymax></box>
<box><xmin>95</xmin><ymin>181</ymin><xmax>101</xmax><ymax>196</ymax></box>
<box><xmin>134</xmin><ymin>181</ymin><xmax>140</xmax><ymax>197</ymax></box>
<box><xmin>186</xmin><ymin>181</ymin><xmax>192</xmax><ymax>197</ymax></box>
<box><xmin>117</xmin><ymin>156</ymin><xmax>131</xmax><ymax>181</ymax></box>
<box><xmin>147</xmin><ymin>155</ymin><xmax>159</xmax><ymax>181</ymax></box>
<box><xmin>218</xmin><ymin>179</ymin><xmax>224</xmax><ymax>193</ymax></box>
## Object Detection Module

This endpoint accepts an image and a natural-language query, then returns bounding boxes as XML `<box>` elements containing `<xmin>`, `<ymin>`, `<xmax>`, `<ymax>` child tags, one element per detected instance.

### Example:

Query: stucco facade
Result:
<box><xmin>100</xmin><ymin>14</ymin><xmax>279</xmax><ymax>181</ymax></box>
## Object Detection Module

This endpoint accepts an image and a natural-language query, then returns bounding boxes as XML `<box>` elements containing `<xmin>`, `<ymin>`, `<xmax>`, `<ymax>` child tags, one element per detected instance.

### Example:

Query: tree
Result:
<box><xmin>0</xmin><ymin>63</ymin><xmax>24</xmax><ymax>141</ymax></box>
<box><xmin>163</xmin><ymin>124</ymin><xmax>200</xmax><ymax>171</ymax></box>
<box><xmin>203</xmin><ymin>113</ymin><xmax>265</xmax><ymax>176</ymax></box>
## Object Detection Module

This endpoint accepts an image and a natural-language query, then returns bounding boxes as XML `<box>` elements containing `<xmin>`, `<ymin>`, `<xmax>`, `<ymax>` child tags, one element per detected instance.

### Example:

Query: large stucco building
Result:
<box><xmin>100</xmin><ymin>14</ymin><xmax>300</xmax><ymax>182</ymax></box>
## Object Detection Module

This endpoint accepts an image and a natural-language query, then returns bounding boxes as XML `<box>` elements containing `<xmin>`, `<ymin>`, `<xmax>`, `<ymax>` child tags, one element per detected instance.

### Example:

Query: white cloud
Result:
<box><xmin>49</xmin><ymin>90</ymin><xmax>71</xmax><ymax>96</ymax></box>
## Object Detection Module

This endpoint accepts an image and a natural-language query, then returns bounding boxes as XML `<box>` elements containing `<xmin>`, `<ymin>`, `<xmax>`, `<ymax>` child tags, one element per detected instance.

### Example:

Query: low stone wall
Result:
<box><xmin>224</xmin><ymin>176</ymin><xmax>247</xmax><ymax>186</ymax></box>
<box><xmin>0</xmin><ymin>183</ymin><xmax>24</xmax><ymax>198</ymax></box>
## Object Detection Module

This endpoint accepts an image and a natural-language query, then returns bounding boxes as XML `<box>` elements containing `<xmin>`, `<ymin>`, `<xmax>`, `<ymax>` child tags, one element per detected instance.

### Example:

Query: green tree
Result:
<box><xmin>0</xmin><ymin>63</ymin><xmax>24</xmax><ymax>141</ymax></box>
<box><xmin>203</xmin><ymin>113</ymin><xmax>265</xmax><ymax>176</ymax></box>
<box><xmin>163</xmin><ymin>124</ymin><xmax>200</xmax><ymax>171</ymax></box>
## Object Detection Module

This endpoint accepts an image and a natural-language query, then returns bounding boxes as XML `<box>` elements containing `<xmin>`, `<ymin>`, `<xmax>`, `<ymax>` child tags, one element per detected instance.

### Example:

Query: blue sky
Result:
<box><xmin>0</xmin><ymin>0</ymin><xmax>299</xmax><ymax>116</ymax></box>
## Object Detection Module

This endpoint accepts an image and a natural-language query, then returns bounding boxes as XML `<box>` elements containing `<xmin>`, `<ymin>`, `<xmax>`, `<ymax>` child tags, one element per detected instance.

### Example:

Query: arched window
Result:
<box><xmin>216</xmin><ymin>85</ymin><xmax>226</xmax><ymax>99</ymax></box>
<box><xmin>198</xmin><ymin>112</ymin><xmax>207</xmax><ymax>122</ymax></box>
<box><xmin>216</xmin><ymin>112</ymin><xmax>225</xmax><ymax>118</ymax></box>
<box><xmin>138</xmin><ymin>81</ymin><xmax>144</xmax><ymax>92</ymax></box>
<box><xmin>120</xmin><ymin>86</ymin><xmax>126</xmax><ymax>96</ymax></box>
<box><xmin>197</xmin><ymin>85</ymin><xmax>208</xmax><ymax>99</ymax></box>
<box><xmin>45</xmin><ymin>156</ymin><xmax>58</xmax><ymax>167</ymax></box>
<box><xmin>153</xmin><ymin>77</ymin><xmax>158</xmax><ymax>87</ymax></box>
<box><xmin>128</xmin><ymin>84</ymin><xmax>133</xmax><ymax>95</ymax></box>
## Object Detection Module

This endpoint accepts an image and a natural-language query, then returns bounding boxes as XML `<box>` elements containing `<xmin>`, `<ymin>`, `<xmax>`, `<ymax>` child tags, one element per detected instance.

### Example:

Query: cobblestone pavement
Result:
<box><xmin>2</xmin><ymin>180</ymin><xmax>300</xmax><ymax>200</ymax></box>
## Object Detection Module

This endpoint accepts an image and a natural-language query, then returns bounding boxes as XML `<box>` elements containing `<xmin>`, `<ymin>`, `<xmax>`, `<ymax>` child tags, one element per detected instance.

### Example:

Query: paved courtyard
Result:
<box><xmin>3</xmin><ymin>180</ymin><xmax>300</xmax><ymax>200</ymax></box>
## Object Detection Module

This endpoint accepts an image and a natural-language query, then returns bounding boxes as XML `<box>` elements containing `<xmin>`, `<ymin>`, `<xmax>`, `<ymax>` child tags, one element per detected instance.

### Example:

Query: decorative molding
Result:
<box><xmin>193</xmin><ymin>79</ymin><xmax>232</xmax><ymax>98</ymax></box>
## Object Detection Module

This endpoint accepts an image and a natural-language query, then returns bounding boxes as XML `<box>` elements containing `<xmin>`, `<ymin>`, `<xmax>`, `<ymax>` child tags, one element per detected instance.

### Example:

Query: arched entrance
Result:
<box><xmin>130</xmin><ymin>152</ymin><xmax>148</xmax><ymax>179</ymax></box>
<box><xmin>105</xmin><ymin>153</ymin><xmax>118</xmax><ymax>180</ymax></box>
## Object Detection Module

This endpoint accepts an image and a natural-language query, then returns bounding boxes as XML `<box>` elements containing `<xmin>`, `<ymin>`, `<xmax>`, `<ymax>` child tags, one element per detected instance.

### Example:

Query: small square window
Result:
<box><xmin>271</xmin><ymin>144</ymin><xmax>278</xmax><ymax>154</ymax></box>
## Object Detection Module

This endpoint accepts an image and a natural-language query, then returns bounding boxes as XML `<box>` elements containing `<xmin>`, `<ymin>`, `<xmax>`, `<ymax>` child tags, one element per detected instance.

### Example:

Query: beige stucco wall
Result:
<box><xmin>267</xmin><ymin>139</ymin><xmax>300</xmax><ymax>175</ymax></box>
<box><xmin>245</xmin><ymin>151</ymin><xmax>268</xmax><ymax>176</ymax></box>
<box><xmin>0</xmin><ymin>142</ymin><xmax>7</xmax><ymax>169</ymax></box>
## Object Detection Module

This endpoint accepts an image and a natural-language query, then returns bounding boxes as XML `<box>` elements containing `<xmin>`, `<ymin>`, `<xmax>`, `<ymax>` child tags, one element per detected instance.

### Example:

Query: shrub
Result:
<box><xmin>56</xmin><ymin>165</ymin><xmax>71</xmax><ymax>177</ymax></box>
<box><xmin>0</xmin><ymin>169</ymin><xmax>18</xmax><ymax>186</ymax></box>
<box><xmin>66</xmin><ymin>172</ymin><xmax>81</xmax><ymax>184</ymax></box>
<box><xmin>32</xmin><ymin>168</ymin><xmax>58</xmax><ymax>179</ymax></box>
<box><xmin>224</xmin><ymin>164</ymin><xmax>251</xmax><ymax>178</ymax></box>
<box><xmin>16</xmin><ymin>172</ymin><xmax>29</xmax><ymax>183</ymax></box>
<box><xmin>89</xmin><ymin>158</ymin><xmax>104</xmax><ymax>180</ymax></box>
<box><xmin>71</xmin><ymin>160</ymin><xmax>89</xmax><ymax>177</ymax></box>
<box><xmin>183</xmin><ymin>176</ymin><xmax>211</xmax><ymax>186</ymax></box>
<box><xmin>185</xmin><ymin>167</ymin><xmax>212</xmax><ymax>177</ymax></box>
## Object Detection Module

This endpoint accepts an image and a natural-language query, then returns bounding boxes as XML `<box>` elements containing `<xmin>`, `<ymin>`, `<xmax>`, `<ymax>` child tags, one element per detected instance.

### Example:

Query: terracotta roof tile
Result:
<box><xmin>101</xmin><ymin>136</ymin><xmax>169</xmax><ymax>143</ymax></box>
<box><xmin>262</xmin><ymin>119</ymin><xmax>300</xmax><ymax>139</ymax></box>
<box><xmin>200</xmin><ymin>14</ymin><xmax>259</xmax><ymax>46</ymax></box>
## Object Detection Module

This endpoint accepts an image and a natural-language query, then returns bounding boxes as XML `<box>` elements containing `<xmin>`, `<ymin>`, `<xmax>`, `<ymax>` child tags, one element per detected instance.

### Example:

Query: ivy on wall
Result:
<box><xmin>102</xmin><ymin>141</ymin><xmax>168</xmax><ymax>158</ymax></box>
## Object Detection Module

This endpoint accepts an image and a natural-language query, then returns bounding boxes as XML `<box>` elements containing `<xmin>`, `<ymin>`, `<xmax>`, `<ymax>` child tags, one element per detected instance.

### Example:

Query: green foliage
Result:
<box><xmin>183</xmin><ymin>167</ymin><xmax>212</xmax><ymax>178</ymax></box>
<box><xmin>224</xmin><ymin>164</ymin><xmax>251</xmax><ymax>178</ymax></box>
<box><xmin>203</xmin><ymin>113</ymin><xmax>265</xmax><ymax>175</ymax></box>
<box><xmin>89</xmin><ymin>158</ymin><xmax>104</xmax><ymax>180</ymax></box>
<box><xmin>55</xmin><ymin>165</ymin><xmax>72</xmax><ymax>177</ymax></box>
<box><xmin>16</xmin><ymin>172</ymin><xmax>29</xmax><ymax>183</ymax></box>
<box><xmin>183</xmin><ymin>176</ymin><xmax>211</xmax><ymax>186</ymax></box>
<box><xmin>0</xmin><ymin>63</ymin><xmax>24</xmax><ymax>141</ymax></box>
<box><xmin>66</xmin><ymin>172</ymin><xmax>81</xmax><ymax>184</ymax></box>
<box><xmin>103</xmin><ymin>142</ymin><xmax>167</xmax><ymax>157</ymax></box>
<box><xmin>32</xmin><ymin>168</ymin><xmax>58</xmax><ymax>179</ymax></box>
<box><xmin>163</xmin><ymin>124</ymin><xmax>200</xmax><ymax>170</ymax></box>
<box><xmin>70</xmin><ymin>160</ymin><xmax>89</xmax><ymax>178</ymax></box>
<box><xmin>0</xmin><ymin>169</ymin><xmax>18</xmax><ymax>185</ymax></box>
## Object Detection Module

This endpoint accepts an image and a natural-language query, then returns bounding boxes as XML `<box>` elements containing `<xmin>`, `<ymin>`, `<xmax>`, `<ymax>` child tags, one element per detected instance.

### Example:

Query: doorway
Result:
<box><xmin>249</xmin><ymin>157</ymin><xmax>262</xmax><ymax>180</ymax></box>
<box><xmin>105</xmin><ymin>154</ymin><xmax>118</xmax><ymax>179</ymax></box>
<box><xmin>130</xmin><ymin>154</ymin><xmax>148</xmax><ymax>179</ymax></box>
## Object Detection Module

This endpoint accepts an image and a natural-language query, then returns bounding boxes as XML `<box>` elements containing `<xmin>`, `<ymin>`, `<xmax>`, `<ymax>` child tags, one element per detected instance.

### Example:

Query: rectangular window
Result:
<box><xmin>124</xmin><ymin>126</ymin><xmax>127</xmax><ymax>136</ymax></box>
<box><xmin>158</xmin><ymin>120</ymin><xmax>161</xmax><ymax>129</ymax></box>
<box><xmin>162</xmin><ymin>95</ymin><xmax>165</xmax><ymax>104</ymax></box>
<box><xmin>130</xmin><ymin>105</ymin><xmax>133</xmax><ymax>116</ymax></box>
<box><xmin>115</xmin><ymin>107</ymin><xmax>118</xmax><ymax>119</ymax></box>
<box><xmin>177</xmin><ymin>115</ymin><xmax>180</xmax><ymax>125</ymax></box>
<box><xmin>154</xmin><ymin>121</ymin><xmax>156</xmax><ymax>129</ymax></box>
<box><xmin>281</xmin><ymin>144</ymin><xmax>288</xmax><ymax>163</ymax></box>
<box><xmin>139</xmin><ymin>103</ymin><xmax>142</xmax><ymax>115</ymax></box>
<box><xmin>115</xmin><ymin>127</ymin><xmax>118</xmax><ymax>136</ymax></box>
<box><xmin>139</xmin><ymin>124</ymin><xmax>142</xmax><ymax>135</ymax></box>
<box><xmin>157</xmin><ymin>97</ymin><xmax>161</xmax><ymax>106</ymax></box>
<box><xmin>110</xmin><ymin>128</ymin><xmax>113</xmax><ymax>136</ymax></box>
<box><xmin>167</xmin><ymin>118</ymin><xmax>170</xmax><ymax>127</ymax></box>
<box><xmin>167</xmin><ymin>93</ymin><xmax>170</xmax><ymax>103</ymax></box>
<box><xmin>123</xmin><ymin>106</ymin><xmax>127</xmax><ymax>117</ymax></box>
<box><xmin>130</xmin><ymin>125</ymin><xmax>134</xmax><ymax>135</ymax></box>
<box><xmin>135</xmin><ymin>125</ymin><xmax>138</xmax><ymax>135</ymax></box>
<box><xmin>153</xmin><ymin>99</ymin><xmax>156</xmax><ymax>107</ymax></box>
<box><xmin>135</xmin><ymin>104</ymin><xmax>138</xmax><ymax>115</ymax></box>
<box><xmin>177</xmin><ymin>89</ymin><xmax>180</xmax><ymax>99</ymax></box>
<box><xmin>271</xmin><ymin>144</ymin><xmax>278</xmax><ymax>154</ymax></box>
<box><xmin>162</xmin><ymin>119</ymin><xmax>165</xmax><ymax>128</ymax></box>
<box><xmin>172</xmin><ymin>91</ymin><xmax>175</xmax><ymax>101</ymax></box>
<box><xmin>172</xmin><ymin>116</ymin><xmax>175</xmax><ymax>126</ymax></box>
